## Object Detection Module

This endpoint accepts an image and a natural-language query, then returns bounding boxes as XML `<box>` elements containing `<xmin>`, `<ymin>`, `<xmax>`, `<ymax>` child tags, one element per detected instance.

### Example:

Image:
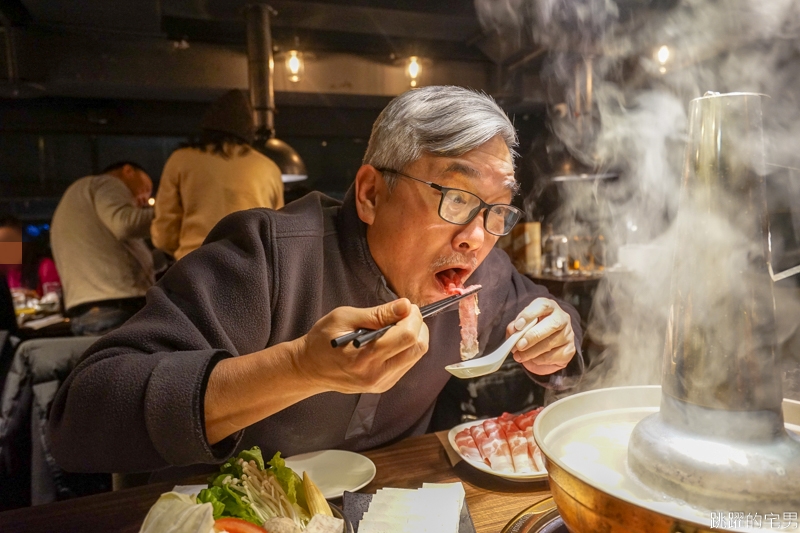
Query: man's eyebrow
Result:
<box><xmin>443</xmin><ymin>161</ymin><xmax>520</xmax><ymax>195</ymax></box>
<box><xmin>442</xmin><ymin>162</ymin><xmax>481</xmax><ymax>179</ymax></box>
<box><xmin>504</xmin><ymin>176</ymin><xmax>521</xmax><ymax>195</ymax></box>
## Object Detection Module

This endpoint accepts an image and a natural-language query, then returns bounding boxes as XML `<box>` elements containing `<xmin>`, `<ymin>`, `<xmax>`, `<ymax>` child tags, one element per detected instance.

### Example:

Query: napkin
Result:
<box><xmin>343</xmin><ymin>486</ymin><xmax>476</xmax><ymax>533</ymax></box>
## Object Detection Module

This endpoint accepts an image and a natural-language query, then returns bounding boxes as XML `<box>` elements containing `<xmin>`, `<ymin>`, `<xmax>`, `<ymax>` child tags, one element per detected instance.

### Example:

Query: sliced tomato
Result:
<box><xmin>214</xmin><ymin>517</ymin><xmax>269</xmax><ymax>533</ymax></box>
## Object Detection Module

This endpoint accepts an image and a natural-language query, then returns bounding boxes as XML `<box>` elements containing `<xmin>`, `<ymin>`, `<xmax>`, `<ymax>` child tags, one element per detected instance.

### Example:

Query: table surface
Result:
<box><xmin>17</xmin><ymin>316</ymin><xmax>72</xmax><ymax>340</ymax></box>
<box><xmin>0</xmin><ymin>432</ymin><xmax>552</xmax><ymax>533</ymax></box>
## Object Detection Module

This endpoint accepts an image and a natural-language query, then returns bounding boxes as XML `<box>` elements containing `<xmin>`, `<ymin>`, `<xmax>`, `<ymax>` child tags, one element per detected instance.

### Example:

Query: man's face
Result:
<box><xmin>133</xmin><ymin>171</ymin><xmax>153</xmax><ymax>207</ymax></box>
<box><xmin>364</xmin><ymin>135</ymin><xmax>516</xmax><ymax>306</ymax></box>
<box><xmin>122</xmin><ymin>166</ymin><xmax>153</xmax><ymax>207</ymax></box>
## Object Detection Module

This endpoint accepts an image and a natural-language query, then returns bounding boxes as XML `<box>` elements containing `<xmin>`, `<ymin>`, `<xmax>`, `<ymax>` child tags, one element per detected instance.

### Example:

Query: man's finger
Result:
<box><xmin>356</xmin><ymin>305</ymin><xmax>425</xmax><ymax>362</ymax></box>
<box><xmin>521</xmin><ymin>345</ymin><xmax>571</xmax><ymax>375</ymax></box>
<box><xmin>348</xmin><ymin>298</ymin><xmax>412</xmax><ymax>331</ymax></box>
<box><xmin>511</xmin><ymin>298</ymin><xmax>555</xmax><ymax>331</ymax></box>
<box><xmin>513</xmin><ymin>329</ymin><xmax>567</xmax><ymax>362</ymax></box>
<box><xmin>517</xmin><ymin>312</ymin><xmax>568</xmax><ymax>350</ymax></box>
<box><xmin>380</xmin><ymin>322</ymin><xmax>430</xmax><ymax>376</ymax></box>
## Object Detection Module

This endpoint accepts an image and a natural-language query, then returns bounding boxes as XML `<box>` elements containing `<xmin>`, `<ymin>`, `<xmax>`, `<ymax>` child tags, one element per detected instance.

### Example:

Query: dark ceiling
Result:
<box><xmin>0</xmin><ymin>0</ymin><xmax>526</xmax><ymax>108</ymax></box>
<box><xmin>2</xmin><ymin>0</ymin><xmax>495</xmax><ymax>67</ymax></box>
<box><xmin>0</xmin><ymin>1</ymin><xmax>545</xmax><ymax>133</ymax></box>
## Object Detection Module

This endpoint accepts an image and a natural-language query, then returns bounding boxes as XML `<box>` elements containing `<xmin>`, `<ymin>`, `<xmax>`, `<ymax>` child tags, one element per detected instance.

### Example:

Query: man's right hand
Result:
<box><xmin>204</xmin><ymin>298</ymin><xmax>428</xmax><ymax>444</ymax></box>
<box><xmin>296</xmin><ymin>298</ymin><xmax>430</xmax><ymax>394</ymax></box>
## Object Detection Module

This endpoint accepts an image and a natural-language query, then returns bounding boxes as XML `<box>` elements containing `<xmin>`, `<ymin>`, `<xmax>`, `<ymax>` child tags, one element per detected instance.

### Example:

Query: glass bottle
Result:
<box><xmin>541</xmin><ymin>224</ymin><xmax>555</xmax><ymax>274</ymax></box>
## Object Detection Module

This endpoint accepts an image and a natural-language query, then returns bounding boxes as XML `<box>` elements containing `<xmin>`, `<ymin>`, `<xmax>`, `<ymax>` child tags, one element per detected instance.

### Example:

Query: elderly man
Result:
<box><xmin>49</xmin><ymin>86</ymin><xmax>583</xmax><ymax>479</ymax></box>
<box><xmin>51</xmin><ymin>161</ymin><xmax>155</xmax><ymax>336</ymax></box>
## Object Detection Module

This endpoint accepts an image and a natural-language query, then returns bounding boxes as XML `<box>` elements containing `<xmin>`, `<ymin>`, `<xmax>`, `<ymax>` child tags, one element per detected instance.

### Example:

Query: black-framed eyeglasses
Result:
<box><xmin>377</xmin><ymin>168</ymin><xmax>523</xmax><ymax>236</ymax></box>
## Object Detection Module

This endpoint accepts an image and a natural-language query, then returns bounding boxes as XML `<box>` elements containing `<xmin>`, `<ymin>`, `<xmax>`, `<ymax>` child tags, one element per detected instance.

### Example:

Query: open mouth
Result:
<box><xmin>435</xmin><ymin>267</ymin><xmax>469</xmax><ymax>292</ymax></box>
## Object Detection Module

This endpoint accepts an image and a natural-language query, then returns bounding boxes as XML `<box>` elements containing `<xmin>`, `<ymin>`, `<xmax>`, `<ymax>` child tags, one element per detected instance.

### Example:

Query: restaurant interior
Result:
<box><xmin>1</xmin><ymin>0</ymin><xmax>800</xmax><ymax>532</ymax></box>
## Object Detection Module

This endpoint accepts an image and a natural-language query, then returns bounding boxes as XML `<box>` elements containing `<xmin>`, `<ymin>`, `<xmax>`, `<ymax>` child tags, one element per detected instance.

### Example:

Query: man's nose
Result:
<box><xmin>454</xmin><ymin>210</ymin><xmax>487</xmax><ymax>251</ymax></box>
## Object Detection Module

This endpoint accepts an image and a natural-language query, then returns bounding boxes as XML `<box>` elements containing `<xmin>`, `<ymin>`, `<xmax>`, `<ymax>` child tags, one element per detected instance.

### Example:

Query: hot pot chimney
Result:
<box><xmin>627</xmin><ymin>92</ymin><xmax>800</xmax><ymax>510</ymax></box>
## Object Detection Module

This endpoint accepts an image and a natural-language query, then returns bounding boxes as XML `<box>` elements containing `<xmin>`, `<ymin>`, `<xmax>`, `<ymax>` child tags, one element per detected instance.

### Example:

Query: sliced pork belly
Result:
<box><xmin>505</xmin><ymin>426</ymin><xmax>534</xmax><ymax>473</ymax></box>
<box><xmin>480</xmin><ymin>419</ymin><xmax>514</xmax><ymax>473</ymax></box>
<box><xmin>454</xmin><ymin>428</ymin><xmax>485</xmax><ymax>464</ymax></box>
<box><xmin>469</xmin><ymin>424</ymin><xmax>490</xmax><ymax>460</ymax></box>
<box><xmin>444</xmin><ymin>283</ymin><xmax>481</xmax><ymax>360</ymax></box>
<box><xmin>525</xmin><ymin>425</ymin><xmax>545</xmax><ymax>471</ymax></box>
<box><xmin>457</xmin><ymin>291</ymin><xmax>480</xmax><ymax>360</ymax></box>
<box><xmin>513</xmin><ymin>407</ymin><xmax>544</xmax><ymax>432</ymax></box>
<box><xmin>497</xmin><ymin>412</ymin><xmax>518</xmax><ymax>433</ymax></box>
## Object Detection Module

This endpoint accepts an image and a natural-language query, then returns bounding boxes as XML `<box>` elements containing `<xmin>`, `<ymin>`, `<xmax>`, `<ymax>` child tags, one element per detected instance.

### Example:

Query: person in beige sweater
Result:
<box><xmin>50</xmin><ymin>161</ymin><xmax>155</xmax><ymax>335</ymax></box>
<box><xmin>151</xmin><ymin>89</ymin><xmax>284</xmax><ymax>260</ymax></box>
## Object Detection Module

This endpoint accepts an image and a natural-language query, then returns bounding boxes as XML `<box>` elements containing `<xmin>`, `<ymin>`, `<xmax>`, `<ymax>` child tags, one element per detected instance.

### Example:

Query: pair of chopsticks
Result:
<box><xmin>331</xmin><ymin>285</ymin><xmax>483</xmax><ymax>349</ymax></box>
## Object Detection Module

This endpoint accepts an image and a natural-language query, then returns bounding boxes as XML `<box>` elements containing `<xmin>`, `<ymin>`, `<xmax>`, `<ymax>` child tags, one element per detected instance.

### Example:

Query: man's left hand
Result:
<box><xmin>506</xmin><ymin>297</ymin><xmax>576</xmax><ymax>375</ymax></box>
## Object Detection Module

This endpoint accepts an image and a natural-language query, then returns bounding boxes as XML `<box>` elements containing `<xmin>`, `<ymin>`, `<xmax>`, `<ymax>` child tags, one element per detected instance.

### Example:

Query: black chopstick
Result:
<box><xmin>330</xmin><ymin>328</ymin><xmax>370</xmax><ymax>348</ymax></box>
<box><xmin>330</xmin><ymin>286</ymin><xmax>482</xmax><ymax>349</ymax></box>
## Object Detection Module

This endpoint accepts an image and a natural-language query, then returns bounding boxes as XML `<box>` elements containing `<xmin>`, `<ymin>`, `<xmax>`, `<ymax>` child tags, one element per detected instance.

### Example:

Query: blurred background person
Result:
<box><xmin>151</xmin><ymin>89</ymin><xmax>284</xmax><ymax>261</ymax></box>
<box><xmin>50</xmin><ymin>162</ymin><xmax>155</xmax><ymax>336</ymax></box>
<box><xmin>0</xmin><ymin>215</ymin><xmax>61</xmax><ymax>299</ymax></box>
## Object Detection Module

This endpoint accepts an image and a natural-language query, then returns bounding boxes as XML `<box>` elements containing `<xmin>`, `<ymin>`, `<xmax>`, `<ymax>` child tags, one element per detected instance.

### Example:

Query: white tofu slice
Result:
<box><xmin>305</xmin><ymin>514</ymin><xmax>344</xmax><ymax>533</ymax></box>
<box><xmin>359</xmin><ymin>482</ymin><xmax>465</xmax><ymax>533</ymax></box>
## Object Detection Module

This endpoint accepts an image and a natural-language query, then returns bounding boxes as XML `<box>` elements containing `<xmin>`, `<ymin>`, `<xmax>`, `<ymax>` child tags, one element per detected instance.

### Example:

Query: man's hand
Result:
<box><xmin>506</xmin><ymin>298</ymin><xmax>576</xmax><ymax>375</ymax></box>
<box><xmin>296</xmin><ymin>298</ymin><xmax>430</xmax><ymax>394</ymax></box>
<box><xmin>135</xmin><ymin>193</ymin><xmax>151</xmax><ymax>208</ymax></box>
<box><xmin>204</xmin><ymin>298</ymin><xmax>428</xmax><ymax>444</ymax></box>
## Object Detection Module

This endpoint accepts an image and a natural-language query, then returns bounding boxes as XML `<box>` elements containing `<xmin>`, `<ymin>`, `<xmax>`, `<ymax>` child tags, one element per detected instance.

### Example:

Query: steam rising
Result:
<box><xmin>475</xmin><ymin>0</ymin><xmax>800</xmax><ymax>398</ymax></box>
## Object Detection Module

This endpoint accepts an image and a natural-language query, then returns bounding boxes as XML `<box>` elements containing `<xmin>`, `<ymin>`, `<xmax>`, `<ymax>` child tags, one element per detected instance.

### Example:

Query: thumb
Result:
<box><xmin>368</xmin><ymin>298</ymin><xmax>412</xmax><ymax>328</ymax></box>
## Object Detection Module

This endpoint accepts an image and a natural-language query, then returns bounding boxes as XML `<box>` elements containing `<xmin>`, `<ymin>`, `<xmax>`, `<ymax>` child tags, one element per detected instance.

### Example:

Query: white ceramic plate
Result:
<box><xmin>284</xmin><ymin>449</ymin><xmax>377</xmax><ymax>499</ymax></box>
<box><xmin>448</xmin><ymin>420</ymin><xmax>547</xmax><ymax>482</ymax></box>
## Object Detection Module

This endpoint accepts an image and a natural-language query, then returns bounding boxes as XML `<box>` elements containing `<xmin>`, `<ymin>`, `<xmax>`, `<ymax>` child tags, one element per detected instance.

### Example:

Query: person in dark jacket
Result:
<box><xmin>48</xmin><ymin>86</ymin><xmax>584</xmax><ymax>480</ymax></box>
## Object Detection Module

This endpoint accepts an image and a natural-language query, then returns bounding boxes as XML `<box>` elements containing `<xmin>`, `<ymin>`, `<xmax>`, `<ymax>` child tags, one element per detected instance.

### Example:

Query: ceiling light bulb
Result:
<box><xmin>288</xmin><ymin>51</ymin><xmax>301</xmax><ymax>74</ymax></box>
<box><xmin>286</xmin><ymin>50</ymin><xmax>304</xmax><ymax>83</ymax></box>
<box><xmin>657</xmin><ymin>45</ymin><xmax>670</xmax><ymax>65</ymax></box>
<box><xmin>407</xmin><ymin>56</ymin><xmax>420</xmax><ymax>80</ymax></box>
<box><xmin>148</xmin><ymin>197</ymin><xmax>155</xmax><ymax>206</ymax></box>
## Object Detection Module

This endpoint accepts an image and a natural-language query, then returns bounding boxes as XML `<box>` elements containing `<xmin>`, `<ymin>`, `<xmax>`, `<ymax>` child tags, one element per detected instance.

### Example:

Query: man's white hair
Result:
<box><xmin>363</xmin><ymin>86</ymin><xmax>518</xmax><ymax>191</ymax></box>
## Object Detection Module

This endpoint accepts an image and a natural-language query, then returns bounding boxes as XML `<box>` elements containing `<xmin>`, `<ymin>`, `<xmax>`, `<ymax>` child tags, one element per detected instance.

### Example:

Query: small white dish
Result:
<box><xmin>284</xmin><ymin>449</ymin><xmax>376</xmax><ymax>499</ymax></box>
<box><xmin>447</xmin><ymin>420</ymin><xmax>547</xmax><ymax>482</ymax></box>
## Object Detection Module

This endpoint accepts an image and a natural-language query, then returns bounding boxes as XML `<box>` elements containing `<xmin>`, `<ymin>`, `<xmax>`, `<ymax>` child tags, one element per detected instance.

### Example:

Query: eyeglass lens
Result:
<box><xmin>440</xmin><ymin>189</ymin><xmax>519</xmax><ymax>235</ymax></box>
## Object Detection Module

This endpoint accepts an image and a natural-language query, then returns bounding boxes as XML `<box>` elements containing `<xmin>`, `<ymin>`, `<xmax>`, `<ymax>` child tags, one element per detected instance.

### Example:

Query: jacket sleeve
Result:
<box><xmin>94</xmin><ymin>177</ymin><xmax>154</xmax><ymax>241</ymax></box>
<box><xmin>47</xmin><ymin>210</ymin><xmax>277</xmax><ymax>473</ymax></box>
<box><xmin>151</xmin><ymin>154</ymin><xmax>184</xmax><ymax>256</ymax></box>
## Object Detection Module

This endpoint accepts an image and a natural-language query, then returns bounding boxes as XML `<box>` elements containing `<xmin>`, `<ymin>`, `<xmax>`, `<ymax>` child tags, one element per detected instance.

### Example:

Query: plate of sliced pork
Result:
<box><xmin>448</xmin><ymin>407</ymin><xmax>547</xmax><ymax>481</ymax></box>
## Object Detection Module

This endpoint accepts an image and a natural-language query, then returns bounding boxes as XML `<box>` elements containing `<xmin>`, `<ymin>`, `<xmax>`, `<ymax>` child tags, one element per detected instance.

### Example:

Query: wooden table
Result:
<box><xmin>0</xmin><ymin>433</ymin><xmax>553</xmax><ymax>533</ymax></box>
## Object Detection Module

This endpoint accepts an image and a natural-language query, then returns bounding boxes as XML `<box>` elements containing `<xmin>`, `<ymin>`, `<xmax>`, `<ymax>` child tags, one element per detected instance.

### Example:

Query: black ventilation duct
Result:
<box><xmin>244</xmin><ymin>3</ymin><xmax>308</xmax><ymax>183</ymax></box>
<box><xmin>0</xmin><ymin>12</ymin><xmax>44</xmax><ymax>98</ymax></box>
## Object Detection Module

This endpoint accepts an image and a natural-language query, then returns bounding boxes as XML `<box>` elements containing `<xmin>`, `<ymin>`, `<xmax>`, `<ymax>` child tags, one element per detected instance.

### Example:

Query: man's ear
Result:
<box><xmin>354</xmin><ymin>165</ymin><xmax>382</xmax><ymax>225</ymax></box>
<box><xmin>121</xmin><ymin>164</ymin><xmax>136</xmax><ymax>180</ymax></box>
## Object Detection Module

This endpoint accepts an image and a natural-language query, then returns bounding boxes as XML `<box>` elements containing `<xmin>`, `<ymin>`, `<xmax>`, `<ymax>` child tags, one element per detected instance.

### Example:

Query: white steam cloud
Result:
<box><xmin>475</xmin><ymin>0</ymin><xmax>800</xmax><ymax>399</ymax></box>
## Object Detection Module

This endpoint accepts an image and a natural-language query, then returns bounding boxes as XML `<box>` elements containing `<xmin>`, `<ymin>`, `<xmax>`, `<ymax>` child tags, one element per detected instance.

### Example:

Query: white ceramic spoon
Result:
<box><xmin>444</xmin><ymin>318</ymin><xmax>538</xmax><ymax>379</ymax></box>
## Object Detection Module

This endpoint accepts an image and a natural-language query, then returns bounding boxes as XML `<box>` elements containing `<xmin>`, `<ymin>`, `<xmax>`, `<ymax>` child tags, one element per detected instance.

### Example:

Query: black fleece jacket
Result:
<box><xmin>48</xmin><ymin>187</ymin><xmax>583</xmax><ymax>479</ymax></box>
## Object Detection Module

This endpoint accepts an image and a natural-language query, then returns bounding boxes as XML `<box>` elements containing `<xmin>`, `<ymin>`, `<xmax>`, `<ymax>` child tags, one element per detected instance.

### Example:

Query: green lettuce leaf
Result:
<box><xmin>267</xmin><ymin>451</ymin><xmax>302</xmax><ymax>506</ymax></box>
<box><xmin>238</xmin><ymin>447</ymin><xmax>265</xmax><ymax>470</ymax></box>
<box><xmin>196</xmin><ymin>485</ymin><xmax>261</xmax><ymax>526</ymax></box>
<box><xmin>196</xmin><ymin>487</ymin><xmax>226</xmax><ymax>519</ymax></box>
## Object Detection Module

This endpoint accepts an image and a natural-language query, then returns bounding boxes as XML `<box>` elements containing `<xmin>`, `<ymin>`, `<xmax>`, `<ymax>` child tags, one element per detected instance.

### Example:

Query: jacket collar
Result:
<box><xmin>337</xmin><ymin>184</ymin><xmax>397</xmax><ymax>303</ymax></box>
